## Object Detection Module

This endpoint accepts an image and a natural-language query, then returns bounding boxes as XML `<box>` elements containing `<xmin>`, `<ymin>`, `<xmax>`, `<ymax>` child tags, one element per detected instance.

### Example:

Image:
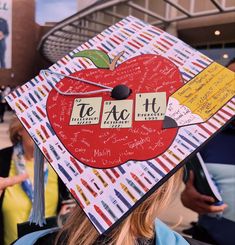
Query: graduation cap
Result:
<box><xmin>6</xmin><ymin>16</ymin><xmax>234</xmax><ymax>234</ymax></box>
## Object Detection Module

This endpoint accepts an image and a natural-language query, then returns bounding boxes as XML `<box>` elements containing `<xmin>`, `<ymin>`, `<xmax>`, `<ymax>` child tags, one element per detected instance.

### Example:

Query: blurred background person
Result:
<box><xmin>0</xmin><ymin>86</ymin><xmax>5</xmax><ymax>123</ymax></box>
<box><xmin>3</xmin><ymin>85</ymin><xmax>12</xmax><ymax>112</ymax></box>
<box><xmin>0</xmin><ymin>85</ymin><xmax>11</xmax><ymax>123</ymax></box>
<box><xmin>0</xmin><ymin>173</ymin><xmax>28</xmax><ymax>197</ymax></box>
<box><xmin>0</xmin><ymin>17</ymin><xmax>9</xmax><ymax>69</ymax></box>
<box><xmin>0</xmin><ymin>117</ymin><xmax>69</xmax><ymax>245</ymax></box>
<box><xmin>181</xmin><ymin>59</ymin><xmax>235</xmax><ymax>245</ymax></box>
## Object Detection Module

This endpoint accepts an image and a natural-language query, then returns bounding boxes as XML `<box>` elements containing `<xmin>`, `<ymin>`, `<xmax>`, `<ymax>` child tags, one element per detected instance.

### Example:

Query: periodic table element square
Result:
<box><xmin>135</xmin><ymin>92</ymin><xmax>166</xmax><ymax>121</ymax></box>
<box><xmin>69</xmin><ymin>97</ymin><xmax>102</xmax><ymax>125</ymax></box>
<box><xmin>101</xmin><ymin>100</ymin><xmax>133</xmax><ymax>128</ymax></box>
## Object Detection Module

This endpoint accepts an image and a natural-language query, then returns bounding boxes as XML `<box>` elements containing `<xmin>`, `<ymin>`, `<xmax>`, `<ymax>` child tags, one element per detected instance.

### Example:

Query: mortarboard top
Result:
<box><xmin>6</xmin><ymin>16</ymin><xmax>235</xmax><ymax>234</ymax></box>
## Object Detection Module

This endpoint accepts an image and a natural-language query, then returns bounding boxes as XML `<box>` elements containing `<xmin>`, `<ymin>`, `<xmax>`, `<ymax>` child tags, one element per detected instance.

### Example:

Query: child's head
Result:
<box><xmin>56</xmin><ymin>167</ymin><xmax>183</xmax><ymax>245</ymax></box>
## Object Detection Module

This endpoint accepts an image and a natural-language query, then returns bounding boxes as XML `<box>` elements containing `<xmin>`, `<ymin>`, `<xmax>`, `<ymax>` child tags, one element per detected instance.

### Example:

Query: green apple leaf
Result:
<box><xmin>73</xmin><ymin>50</ymin><xmax>111</xmax><ymax>69</ymax></box>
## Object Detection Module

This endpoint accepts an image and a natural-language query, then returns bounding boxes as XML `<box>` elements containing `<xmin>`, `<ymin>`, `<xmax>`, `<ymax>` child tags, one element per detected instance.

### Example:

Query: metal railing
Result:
<box><xmin>38</xmin><ymin>0</ymin><xmax>235</xmax><ymax>63</ymax></box>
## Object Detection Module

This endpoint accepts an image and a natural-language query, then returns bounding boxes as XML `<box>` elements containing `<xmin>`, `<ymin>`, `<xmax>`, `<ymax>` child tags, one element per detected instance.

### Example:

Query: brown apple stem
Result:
<box><xmin>109</xmin><ymin>51</ymin><xmax>125</xmax><ymax>71</ymax></box>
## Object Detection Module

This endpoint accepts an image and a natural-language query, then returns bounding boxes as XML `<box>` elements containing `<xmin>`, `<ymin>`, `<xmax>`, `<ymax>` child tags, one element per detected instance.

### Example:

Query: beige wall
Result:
<box><xmin>77</xmin><ymin>0</ymin><xmax>98</xmax><ymax>11</ymax></box>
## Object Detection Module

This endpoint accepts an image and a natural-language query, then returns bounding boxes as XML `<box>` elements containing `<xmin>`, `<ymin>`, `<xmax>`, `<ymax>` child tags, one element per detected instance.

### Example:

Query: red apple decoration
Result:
<box><xmin>46</xmin><ymin>51</ymin><xmax>183</xmax><ymax>168</ymax></box>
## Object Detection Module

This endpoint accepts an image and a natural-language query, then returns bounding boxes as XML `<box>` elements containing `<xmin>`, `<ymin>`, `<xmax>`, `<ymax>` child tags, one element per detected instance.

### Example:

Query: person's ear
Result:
<box><xmin>17</xmin><ymin>134</ymin><xmax>22</xmax><ymax>142</ymax></box>
<box><xmin>17</xmin><ymin>130</ymin><xmax>23</xmax><ymax>141</ymax></box>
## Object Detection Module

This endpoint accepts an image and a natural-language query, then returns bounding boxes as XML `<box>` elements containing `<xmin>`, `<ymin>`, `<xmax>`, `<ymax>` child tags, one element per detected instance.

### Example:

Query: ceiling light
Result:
<box><xmin>223</xmin><ymin>54</ymin><xmax>229</xmax><ymax>59</ymax></box>
<box><xmin>214</xmin><ymin>30</ymin><xmax>221</xmax><ymax>36</ymax></box>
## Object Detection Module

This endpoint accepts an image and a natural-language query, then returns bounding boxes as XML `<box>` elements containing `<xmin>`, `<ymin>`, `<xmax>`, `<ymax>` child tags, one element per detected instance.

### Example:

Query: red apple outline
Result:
<box><xmin>46</xmin><ymin>53</ymin><xmax>184</xmax><ymax>168</ymax></box>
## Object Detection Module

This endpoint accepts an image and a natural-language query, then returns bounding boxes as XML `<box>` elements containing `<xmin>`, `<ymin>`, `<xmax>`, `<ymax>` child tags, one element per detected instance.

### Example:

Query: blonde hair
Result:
<box><xmin>56</xmin><ymin>168</ymin><xmax>183</xmax><ymax>245</ymax></box>
<box><xmin>9</xmin><ymin>116</ymin><xmax>24</xmax><ymax>145</ymax></box>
